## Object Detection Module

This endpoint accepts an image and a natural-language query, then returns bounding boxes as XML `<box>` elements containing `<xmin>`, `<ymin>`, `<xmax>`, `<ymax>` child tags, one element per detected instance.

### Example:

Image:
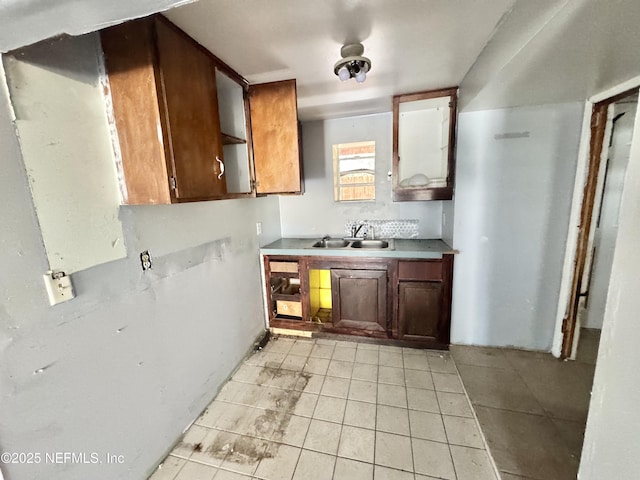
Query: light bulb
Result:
<box><xmin>355</xmin><ymin>70</ymin><xmax>366</xmax><ymax>83</ymax></box>
<box><xmin>338</xmin><ymin>66</ymin><xmax>350</xmax><ymax>81</ymax></box>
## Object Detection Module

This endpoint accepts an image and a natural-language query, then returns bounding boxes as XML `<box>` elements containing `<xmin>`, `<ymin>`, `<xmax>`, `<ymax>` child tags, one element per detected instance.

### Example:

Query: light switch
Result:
<box><xmin>43</xmin><ymin>271</ymin><xmax>75</xmax><ymax>306</ymax></box>
<box><xmin>256</xmin><ymin>222</ymin><xmax>262</xmax><ymax>235</ymax></box>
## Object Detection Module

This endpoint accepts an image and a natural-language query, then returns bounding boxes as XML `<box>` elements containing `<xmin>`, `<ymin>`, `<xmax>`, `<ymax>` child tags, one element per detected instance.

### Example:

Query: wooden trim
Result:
<box><xmin>439</xmin><ymin>254</ymin><xmax>454</xmax><ymax>345</ymax></box>
<box><xmin>243</xmin><ymin>88</ymin><xmax>258</xmax><ymax>194</ymax></box>
<box><xmin>394</xmin><ymin>87</ymin><xmax>459</xmax><ymax>104</ymax></box>
<box><xmin>392</xmin><ymin>186</ymin><xmax>454</xmax><ymax>202</ymax></box>
<box><xmin>387</xmin><ymin>259</ymin><xmax>399</xmax><ymax>339</ymax></box>
<box><xmin>560</xmin><ymin>89</ymin><xmax>637</xmax><ymax>357</ymax></box>
<box><xmin>447</xmin><ymin>92</ymin><xmax>458</xmax><ymax>189</ymax></box>
<box><xmin>561</xmin><ymin>103</ymin><xmax>609</xmax><ymax>358</ymax></box>
<box><xmin>299</xmin><ymin>257</ymin><xmax>311</xmax><ymax>323</ymax></box>
<box><xmin>263</xmin><ymin>255</ymin><xmax>275</xmax><ymax>325</ymax></box>
<box><xmin>392</xmin><ymin>96</ymin><xmax>400</xmax><ymax>193</ymax></box>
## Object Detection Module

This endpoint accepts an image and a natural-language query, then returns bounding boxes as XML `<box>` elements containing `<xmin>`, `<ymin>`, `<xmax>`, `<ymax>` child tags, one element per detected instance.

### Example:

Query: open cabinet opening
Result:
<box><xmin>309</xmin><ymin>269</ymin><xmax>332</xmax><ymax>325</ymax></box>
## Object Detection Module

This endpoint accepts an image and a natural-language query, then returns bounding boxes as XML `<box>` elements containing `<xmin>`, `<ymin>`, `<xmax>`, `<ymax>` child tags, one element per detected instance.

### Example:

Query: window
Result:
<box><xmin>333</xmin><ymin>141</ymin><xmax>376</xmax><ymax>201</ymax></box>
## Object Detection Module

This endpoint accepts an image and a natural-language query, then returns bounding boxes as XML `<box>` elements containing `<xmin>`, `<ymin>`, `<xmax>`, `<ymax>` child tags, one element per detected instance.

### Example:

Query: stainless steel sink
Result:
<box><xmin>312</xmin><ymin>239</ymin><xmax>350</xmax><ymax>248</ymax></box>
<box><xmin>350</xmin><ymin>239</ymin><xmax>390</xmax><ymax>249</ymax></box>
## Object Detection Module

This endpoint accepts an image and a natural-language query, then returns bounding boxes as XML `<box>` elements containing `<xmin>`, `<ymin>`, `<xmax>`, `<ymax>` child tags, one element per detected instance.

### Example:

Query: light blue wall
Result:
<box><xmin>451</xmin><ymin>103</ymin><xmax>583</xmax><ymax>350</ymax></box>
<box><xmin>279</xmin><ymin>113</ymin><xmax>443</xmax><ymax>239</ymax></box>
<box><xmin>0</xmin><ymin>35</ymin><xmax>281</xmax><ymax>480</ymax></box>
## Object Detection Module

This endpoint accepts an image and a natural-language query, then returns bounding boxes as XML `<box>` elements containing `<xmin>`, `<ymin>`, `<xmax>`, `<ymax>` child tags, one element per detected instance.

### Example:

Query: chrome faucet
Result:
<box><xmin>352</xmin><ymin>221</ymin><xmax>366</xmax><ymax>238</ymax></box>
<box><xmin>364</xmin><ymin>224</ymin><xmax>375</xmax><ymax>239</ymax></box>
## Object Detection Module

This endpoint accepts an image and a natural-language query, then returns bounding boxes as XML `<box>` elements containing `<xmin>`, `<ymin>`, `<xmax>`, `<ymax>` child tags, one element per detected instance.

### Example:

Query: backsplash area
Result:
<box><xmin>345</xmin><ymin>219</ymin><xmax>419</xmax><ymax>239</ymax></box>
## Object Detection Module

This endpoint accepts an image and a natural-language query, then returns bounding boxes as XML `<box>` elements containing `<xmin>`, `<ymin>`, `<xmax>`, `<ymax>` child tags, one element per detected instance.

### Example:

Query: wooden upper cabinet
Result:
<box><xmin>392</xmin><ymin>87</ymin><xmax>458</xmax><ymax>201</ymax></box>
<box><xmin>249</xmin><ymin>80</ymin><xmax>304</xmax><ymax>194</ymax></box>
<box><xmin>155</xmin><ymin>19</ymin><xmax>226</xmax><ymax>200</ymax></box>
<box><xmin>101</xmin><ymin>17</ymin><xmax>226</xmax><ymax>204</ymax></box>
<box><xmin>100</xmin><ymin>19</ymin><xmax>171</xmax><ymax>205</ymax></box>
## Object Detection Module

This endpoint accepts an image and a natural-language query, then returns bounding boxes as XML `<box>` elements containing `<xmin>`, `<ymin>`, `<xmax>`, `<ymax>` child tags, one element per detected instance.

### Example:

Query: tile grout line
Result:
<box><xmin>501</xmin><ymin>349</ymin><xmax>586</xmax><ymax>461</ymax></box>
<box><xmin>430</xmin><ymin>355</ymin><xmax>460</xmax><ymax>480</ymax></box>
<box><xmin>255</xmin><ymin>337</ymin><xmax>311</xmax><ymax>479</ymax></box>
<box><xmin>282</xmin><ymin>337</ymin><xmax>320</xmax><ymax>480</ymax></box>
<box><xmin>402</xmin><ymin>348</ymin><xmax>417</xmax><ymax>477</ymax></box>
<box><xmin>449</xmin><ymin>351</ymin><xmax>501</xmax><ymax>480</ymax></box>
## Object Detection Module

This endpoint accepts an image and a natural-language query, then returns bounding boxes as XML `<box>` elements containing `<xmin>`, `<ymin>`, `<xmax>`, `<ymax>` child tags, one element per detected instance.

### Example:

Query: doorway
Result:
<box><xmin>560</xmin><ymin>88</ymin><xmax>639</xmax><ymax>358</ymax></box>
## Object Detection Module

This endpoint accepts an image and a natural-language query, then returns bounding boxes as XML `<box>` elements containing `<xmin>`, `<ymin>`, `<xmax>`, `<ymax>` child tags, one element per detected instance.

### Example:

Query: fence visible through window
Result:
<box><xmin>333</xmin><ymin>141</ymin><xmax>375</xmax><ymax>201</ymax></box>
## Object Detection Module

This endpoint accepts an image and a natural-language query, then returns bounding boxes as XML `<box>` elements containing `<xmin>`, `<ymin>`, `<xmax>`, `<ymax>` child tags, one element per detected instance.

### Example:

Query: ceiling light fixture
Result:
<box><xmin>334</xmin><ymin>43</ymin><xmax>371</xmax><ymax>83</ymax></box>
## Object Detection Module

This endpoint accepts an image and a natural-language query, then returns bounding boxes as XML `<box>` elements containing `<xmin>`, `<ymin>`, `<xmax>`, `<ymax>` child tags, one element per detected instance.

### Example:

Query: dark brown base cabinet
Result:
<box><xmin>331</xmin><ymin>269</ymin><xmax>388</xmax><ymax>333</ymax></box>
<box><xmin>396</xmin><ymin>258</ymin><xmax>454</xmax><ymax>345</ymax></box>
<box><xmin>263</xmin><ymin>254</ymin><xmax>454</xmax><ymax>348</ymax></box>
<box><xmin>398</xmin><ymin>282</ymin><xmax>442</xmax><ymax>339</ymax></box>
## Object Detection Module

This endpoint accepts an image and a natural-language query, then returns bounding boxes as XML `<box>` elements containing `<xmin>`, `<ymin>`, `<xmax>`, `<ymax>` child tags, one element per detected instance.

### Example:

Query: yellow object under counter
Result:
<box><xmin>309</xmin><ymin>268</ymin><xmax>332</xmax><ymax>315</ymax></box>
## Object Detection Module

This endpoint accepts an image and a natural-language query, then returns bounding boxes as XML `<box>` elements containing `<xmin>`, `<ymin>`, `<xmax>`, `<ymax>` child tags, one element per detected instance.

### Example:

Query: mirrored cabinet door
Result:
<box><xmin>392</xmin><ymin>87</ymin><xmax>457</xmax><ymax>201</ymax></box>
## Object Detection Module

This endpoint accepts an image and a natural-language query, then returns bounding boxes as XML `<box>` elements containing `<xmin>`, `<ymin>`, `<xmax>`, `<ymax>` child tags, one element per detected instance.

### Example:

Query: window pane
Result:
<box><xmin>333</xmin><ymin>141</ymin><xmax>375</xmax><ymax>202</ymax></box>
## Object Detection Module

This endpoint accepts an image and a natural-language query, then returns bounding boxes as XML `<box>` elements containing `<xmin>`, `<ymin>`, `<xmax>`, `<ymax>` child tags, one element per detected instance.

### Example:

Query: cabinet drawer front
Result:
<box><xmin>398</xmin><ymin>260</ymin><xmax>443</xmax><ymax>281</ymax></box>
<box><xmin>270</xmin><ymin>261</ymin><xmax>299</xmax><ymax>273</ymax></box>
<box><xmin>276</xmin><ymin>300</ymin><xmax>302</xmax><ymax>317</ymax></box>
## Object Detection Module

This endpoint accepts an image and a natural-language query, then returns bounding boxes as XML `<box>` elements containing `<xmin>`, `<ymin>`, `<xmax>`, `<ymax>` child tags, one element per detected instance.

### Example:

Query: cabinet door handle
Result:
<box><xmin>216</xmin><ymin>156</ymin><xmax>225</xmax><ymax>179</ymax></box>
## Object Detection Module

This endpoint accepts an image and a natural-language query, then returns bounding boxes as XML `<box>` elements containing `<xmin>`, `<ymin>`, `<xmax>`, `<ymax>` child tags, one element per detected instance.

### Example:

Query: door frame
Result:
<box><xmin>552</xmin><ymin>78</ymin><xmax>640</xmax><ymax>358</ymax></box>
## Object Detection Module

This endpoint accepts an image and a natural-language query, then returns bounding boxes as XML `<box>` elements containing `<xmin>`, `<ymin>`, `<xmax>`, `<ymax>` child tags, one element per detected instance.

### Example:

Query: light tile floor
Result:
<box><xmin>149</xmin><ymin>337</ymin><xmax>498</xmax><ymax>480</ymax></box>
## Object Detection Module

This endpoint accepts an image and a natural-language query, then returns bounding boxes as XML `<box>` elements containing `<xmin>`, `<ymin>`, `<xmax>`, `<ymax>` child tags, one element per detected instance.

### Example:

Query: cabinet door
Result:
<box><xmin>101</xmin><ymin>20</ymin><xmax>172</xmax><ymax>205</ymax></box>
<box><xmin>155</xmin><ymin>19</ymin><xmax>226</xmax><ymax>200</ymax></box>
<box><xmin>392</xmin><ymin>87</ymin><xmax>457</xmax><ymax>201</ymax></box>
<box><xmin>249</xmin><ymin>80</ymin><xmax>303</xmax><ymax>194</ymax></box>
<box><xmin>398</xmin><ymin>281</ymin><xmax>442</xmax><ymax>340</ymax></box>
<box><xmin>331</xmin><ymin>269</ymin><xmax>387</xmax><ymax>332</ymax></box>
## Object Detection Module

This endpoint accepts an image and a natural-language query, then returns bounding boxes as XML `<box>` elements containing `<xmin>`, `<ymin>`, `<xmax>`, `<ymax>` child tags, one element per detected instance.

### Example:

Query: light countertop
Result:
<box><xmin>260</xmin><ymin>238</ymin><xmax>456</xmax><ymax>259</ymax></box>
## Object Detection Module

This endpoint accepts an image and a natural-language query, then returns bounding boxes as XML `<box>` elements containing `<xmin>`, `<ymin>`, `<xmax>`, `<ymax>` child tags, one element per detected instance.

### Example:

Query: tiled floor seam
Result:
<box><xmin>498</xmin><ymin>471</ymin><xmax>542</xmax><ymax>480</ymax></box>
<box><xmin>449</xmin><ymin>351</ymin><xmax>502</xmax><ymax>480</ymax></box>
<box><xmin>469</xmin><ymin>403</ymin><xmax>550</xmax><ymax>418</ymax></box>
<box><xmin>501</xmin><ymin>354</ymin><xmax>550</xmax><ymax>420</ymax></box>
<box><xmin>403</xmin><ymin>352</ymin><xmax>418</xmax><ymax>477</ymax></box>
<box><xmin>431</xmin><ymin>375</ymin><xmax>459</xmax><ymax>480</ymax></box>
<box><xmin>292</xmin><ymin>372</ymin><xmax>325</xmax><ymax>479</ymax></box>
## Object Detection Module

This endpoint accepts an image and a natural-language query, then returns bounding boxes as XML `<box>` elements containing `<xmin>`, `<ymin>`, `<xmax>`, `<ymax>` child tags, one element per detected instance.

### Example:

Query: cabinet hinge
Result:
<box><xmin>169</xmin><ymin>176</ymin><xmax>177</xmax><ymax>190</ymax></box>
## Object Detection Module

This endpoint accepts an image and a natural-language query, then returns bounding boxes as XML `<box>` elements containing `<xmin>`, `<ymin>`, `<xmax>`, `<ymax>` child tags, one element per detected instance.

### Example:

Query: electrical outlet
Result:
<box><xmin>256</xmin><ymin>222</ymin><xmax>262</xmax><ymax>235</ymax></box>
<box><xmin>140</xmin><ymin>250</ymin><xmax>152</xmax><ymax>271</ymax></box>
<box><xmin>43</xmin><ymin>271</ymin><xmax>75</xmax><ymax>306</ymax></box>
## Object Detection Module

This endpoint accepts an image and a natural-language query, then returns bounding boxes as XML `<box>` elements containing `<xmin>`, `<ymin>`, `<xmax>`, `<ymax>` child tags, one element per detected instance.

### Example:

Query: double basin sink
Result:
<box><xmin>311</xmin><ymin>238</ymin><xmax>393</xmax><ymax>250</ymax></box>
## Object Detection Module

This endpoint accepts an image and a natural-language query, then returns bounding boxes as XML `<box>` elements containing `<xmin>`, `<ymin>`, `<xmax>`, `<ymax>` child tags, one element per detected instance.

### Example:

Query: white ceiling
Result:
<box><xmin>2</xmin><ymin>0</ymin><xmax>640</xmax><ymax>120</ymax></box>
<box><xmin>164</xmin><ymin>0</ymin><xmax>515</xmax><ymax>120</ymax></box>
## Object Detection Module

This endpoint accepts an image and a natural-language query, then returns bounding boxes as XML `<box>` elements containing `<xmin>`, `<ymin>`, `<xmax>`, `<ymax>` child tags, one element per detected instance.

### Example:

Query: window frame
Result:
<box><xmin>332</xmin><ymin>141</ymin><xmax>376</xmax><ymax>202</ymax></box>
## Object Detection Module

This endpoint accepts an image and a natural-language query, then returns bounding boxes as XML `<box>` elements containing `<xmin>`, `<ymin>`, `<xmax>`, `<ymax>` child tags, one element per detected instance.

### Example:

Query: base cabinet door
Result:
<box><xmin>331</xmin><ymin>269</ymin><xmax>387</xmax><ymax>333</ymax></box>
<box><xmin>398</xmin><ymin>281</ymin><xmax>442</xmax><ymax>340</ymax></box>
<box><xmin>395</xmin><ymin>256</ymin><xmax>453</xmax><ymax>346</ymax></box>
